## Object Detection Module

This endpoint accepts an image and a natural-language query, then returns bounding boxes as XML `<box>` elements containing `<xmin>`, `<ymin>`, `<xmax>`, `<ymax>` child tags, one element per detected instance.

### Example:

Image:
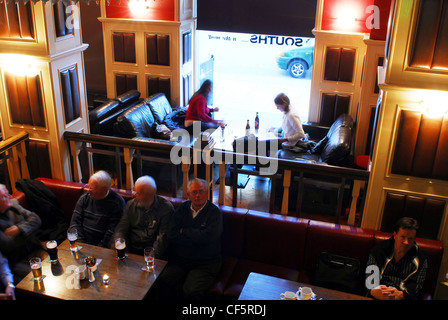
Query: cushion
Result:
<box><xmin>146</xmin><ymin>93</ymin><xmax>173</xmax><ymax>124</ymax></box>
<box><xmin>114</xmin><ymin>102</ymin><xmax>155</xmax><ymax>138</ymax></box>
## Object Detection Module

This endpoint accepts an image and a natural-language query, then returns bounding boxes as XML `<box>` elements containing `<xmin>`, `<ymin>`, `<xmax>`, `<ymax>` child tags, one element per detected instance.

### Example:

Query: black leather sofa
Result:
<box><xmin>114</xmin><ymin>92</ymin><xmax>186</xmax><ymax>140</ymax></box>
<box><xmin>89</xmin><ymin>90</ymin><xmax>142</xmax><ymax>136</ymax></box>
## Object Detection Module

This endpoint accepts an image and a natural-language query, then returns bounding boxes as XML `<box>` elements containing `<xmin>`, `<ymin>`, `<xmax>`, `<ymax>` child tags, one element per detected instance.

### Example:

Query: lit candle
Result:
<box><xmin>103</xmin><ymin>274</ymin><xmax>110</xmax><ymax>285</ymax></box>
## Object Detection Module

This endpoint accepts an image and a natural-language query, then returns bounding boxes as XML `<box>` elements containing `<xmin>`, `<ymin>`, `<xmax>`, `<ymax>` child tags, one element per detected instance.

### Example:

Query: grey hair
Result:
<box><xmin>187</xmin><ymin>178</ymin><xmax>208</xmax><ymax>192</ymax></box>
<box><xmin>135</xmin><ymin>175</ymin><xmax>157</xmax><ymax>193</ymax></box>
<box><xmin>90</xmin><ymin>170</ymin><xmax>112</xmax><ymax>189</ymax></box>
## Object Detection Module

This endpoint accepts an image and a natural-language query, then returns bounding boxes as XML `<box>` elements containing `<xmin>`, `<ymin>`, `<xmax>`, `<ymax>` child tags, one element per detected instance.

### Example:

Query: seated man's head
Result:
<box><xmin>88</xmin><ymin>171</ymin><xmax>112</xmax><ymax>200</ymax></box>
<box><xmin>0</xmin><ymin>184</ymin><xmax>11</xmax><ymax>212</ymax></box>
<box><xmin>134</xmin><ymin>175</ymin><xmax>157</xmax><ymax>209</ymax></box>
<box><xmin>394</xmin><ymin>217</ymin><xmax>418</xmax><ymax>258</ymax></box>
<box><xmin>187</xmin><ymin>178</ymin><xmax>208</xmax><ymax>210</ymax></box>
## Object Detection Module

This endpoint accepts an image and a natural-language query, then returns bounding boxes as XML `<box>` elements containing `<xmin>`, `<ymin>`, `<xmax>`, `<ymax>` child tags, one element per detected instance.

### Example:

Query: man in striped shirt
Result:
<box><xmin>366</xmin><ymin>217</ymin><xmax>427</xmax><ymax>300</ymax></box>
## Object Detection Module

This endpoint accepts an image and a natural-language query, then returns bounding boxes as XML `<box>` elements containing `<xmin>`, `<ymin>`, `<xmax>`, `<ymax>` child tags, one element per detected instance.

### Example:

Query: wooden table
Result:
<box><xmin>16</xmin><ymin>239</ymin><xmax>166</xmax><ymax>300</ymax></box>
<box><xmin>238</xmin><ymin>272</ymin><xmax>371</xmax><ymax>300</ymax></box>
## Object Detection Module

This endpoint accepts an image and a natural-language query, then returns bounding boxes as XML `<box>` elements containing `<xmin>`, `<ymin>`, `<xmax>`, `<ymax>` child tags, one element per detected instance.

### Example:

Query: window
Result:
<box><xmin>197</xmin><ymin>30</ymin><xmax>314</xmax><ymax>128</ymax></box>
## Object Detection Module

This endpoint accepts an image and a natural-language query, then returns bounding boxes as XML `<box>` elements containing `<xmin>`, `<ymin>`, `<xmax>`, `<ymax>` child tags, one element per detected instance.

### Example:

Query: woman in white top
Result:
<box><xmin>273</xmin><ymin>93</ymin><xmax>305</xmax><ymax>149</ymax></box>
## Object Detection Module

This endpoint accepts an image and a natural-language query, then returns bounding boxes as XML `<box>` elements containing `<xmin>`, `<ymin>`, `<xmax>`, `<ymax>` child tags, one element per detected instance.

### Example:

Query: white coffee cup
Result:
<box><xmin>297</xmin><ymin>287</ymin><xmax>313</xmax><ymax>300</ymax></box>
<box><xmin>280</xmin><ymin>291</ymin><xmax>298</xmax><ymax>300</ymax></box>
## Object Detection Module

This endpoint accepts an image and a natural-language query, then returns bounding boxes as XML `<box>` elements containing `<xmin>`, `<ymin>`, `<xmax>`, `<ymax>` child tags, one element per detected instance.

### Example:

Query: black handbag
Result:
<box><xmin>314</xmin><ymin>252</ymin><xmax>361</xmax><ymax>293</ymax></box>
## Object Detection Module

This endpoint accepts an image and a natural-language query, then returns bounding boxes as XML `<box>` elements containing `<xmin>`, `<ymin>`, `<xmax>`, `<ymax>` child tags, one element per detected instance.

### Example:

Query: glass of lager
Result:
<box><xmin>115</xmin><ymin>238</ymin><xmax>126</xmax><ymax>260</ymax></box>
<box><xmin>46</xmin><ymin>240</ymin><xmax>58</xmax><ymax>263</ymax></box>
<box><xmin>29</xmin><ymin>257</ymin><xmax>42</xmax><ymax>281</ymax></box>
<box><xmin>67</xmin><ymin>227</ymin><xmax>79</xmax><ymax>252</ymax></box>
<box><xmin>143</xmin><ymin>247</ymin><xmax>155</xmax><ymax>271</ymax></box>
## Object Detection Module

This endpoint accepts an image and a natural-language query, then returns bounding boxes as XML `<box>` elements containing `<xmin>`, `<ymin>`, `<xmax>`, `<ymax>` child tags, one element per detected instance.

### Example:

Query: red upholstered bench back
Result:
<box><xmin>244</xmin><ymin>210</ymin><xmax>309</xmax><ymax>270</ymax></box>
<box><xmin>35</xmin><ymin>178</ymin><xmax>85</xmax><ymax>221</ymax></box>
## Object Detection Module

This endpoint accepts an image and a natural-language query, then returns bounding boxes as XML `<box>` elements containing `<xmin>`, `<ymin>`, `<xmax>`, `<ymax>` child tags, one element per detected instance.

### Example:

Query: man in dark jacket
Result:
<box><xmin>156</xmin><ymin>178</ymin><xmax>222</xmax><ymax>300</ymax></box>
<box><xmin>70</xmin><ymin>171</ymin><xmax>125</xmax><ymax>248</ymax></box>
<box><xmin>366</xmin><ymin>217</ymin><xmax>427</xmax><ymax>300</ymax></box>
<box><xmin>0</xmin><ymin>184</ymin><xmax>41</xmax><ymax>280</ymax></box>
<box><xmin>112</xmin><ymin>175</ymin><xmax>173</xmax><ymax>257</ymax></box>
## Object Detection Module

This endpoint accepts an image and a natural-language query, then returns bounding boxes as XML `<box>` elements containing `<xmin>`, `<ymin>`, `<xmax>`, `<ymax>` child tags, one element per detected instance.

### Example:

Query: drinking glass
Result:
<box><xmin>46</xmin><ymin>240</ymin><xmax>58</xmax><ymax>263</ymax></box>
<box><xmin>115</xmin><ymin>238</ymin><xmax>126</xmax><ymax>260</ymax></box>
<box><xmin>29</xmin><ymin>257</ymin><xmax>42</xmax><ymax>281</ymax></box>
<box><xmin>85</xmin><ymin>256</ymin><xmax>96</xmax><ymax>283</ymax></box>
<box><xmin>143</xmin><ymin>247</ymin><xmax>155</xmax><ymax>271</ymax></box>
<box><xmin>67</xmin><ymin>227</ymin><xmax>79</xmax><ymax>252</ymax></box>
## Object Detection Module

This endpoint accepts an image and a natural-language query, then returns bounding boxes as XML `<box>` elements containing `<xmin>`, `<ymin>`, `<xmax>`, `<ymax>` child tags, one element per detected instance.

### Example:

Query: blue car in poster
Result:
<box><xmin>277</xmin><ymin>42</ymin><xmax>315</xmax><ymax>78</ymax></box>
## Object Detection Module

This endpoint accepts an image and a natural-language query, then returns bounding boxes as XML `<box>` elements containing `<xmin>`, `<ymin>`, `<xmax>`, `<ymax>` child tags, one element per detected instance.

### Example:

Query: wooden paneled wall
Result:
<box><xmin>26</xmin><ymin>140</ymin><xmax>52</xmax><ymax>179</ymax></box>
<box><xmin>146</xmin><ymin>34</ymin><xmax>170</xmax><ymax>66</ymax></box>
<box><xmin>4</xmin><ymin>72</ymin><xmax>45</xmax><ymax>127</ymax></box>
<box><xmin>113</xmin><ymin>32</ymin><xmax>136</xmax><ymax>63</ymax></box>
<box><xmin>0</xmin><ymin>1</ymin><xmax>34</xmax><ymax>39</ymax></box>
<box><xmin>53</xmin><ymin>1</ymin><xmax>73</xmax><ymax>38</ymax></box>
<box><xmin>319</xmin><ymin>93</ymin><xmax>350</xmax><ymax>126</ymax></box>
<box><xmin>115</xmin><ymin>73</ymin><xmax>137</xmax><ymax>96</ymax></box>
<box><xmin>60</xmin><ymin>66</ymin><xmax>81</xmax><ymax>125</ymax></box>
<box><xmin>324</xmin><ymin>47</ymin><xmax>356</xmax><ymax>82</ymax></box>
<box><xmin>410</xmin><ymin>0</ymin><xmax>448</xmax><ymax>70</ymax></box>
<box><xmin>147</xmin><ymin>76</ymin><xmax>171</xmax><ymax>101</ymax></box>
<box><xmin>381</xmin><ymin>192</ymin><xmax>445</xmax><ymax>240</ymax></box>
<box><xmin>392</xmin><ymin>110</ymin><xmax>448</xmax><ymax>180</ymax></box>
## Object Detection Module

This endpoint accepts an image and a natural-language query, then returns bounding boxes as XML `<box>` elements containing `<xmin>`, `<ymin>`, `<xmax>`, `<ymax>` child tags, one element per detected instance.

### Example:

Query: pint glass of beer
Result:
<box><xmin>46</xmin><ymin>240</ymin><xmax>58</xmax><ymax>263</ymax></box>
<box><xmin>115</xmin><ymin>238</ymin><xmax>126</xmax><ymax>260</ymax></box>
<box><xmin>144</xmin><ymin>247</ymin><xmax>155</xmax><ymax>271</ymax></box>
<box><xmin>29</xmin><ymin>257</ymin><xmax>42</xmax><ymax>281</ymax></box>
<box><xmin>67</xmin><ymin>227</ymin><xmax>79</xmax><ymax>252</ymax></box>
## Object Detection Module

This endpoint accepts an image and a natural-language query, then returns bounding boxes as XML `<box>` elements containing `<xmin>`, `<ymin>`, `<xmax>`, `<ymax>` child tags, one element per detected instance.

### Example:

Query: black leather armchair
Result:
<box><xmin>277</xmin><ymin>113</ymin><xmax>354</xmax><ymax>166</ymax></box>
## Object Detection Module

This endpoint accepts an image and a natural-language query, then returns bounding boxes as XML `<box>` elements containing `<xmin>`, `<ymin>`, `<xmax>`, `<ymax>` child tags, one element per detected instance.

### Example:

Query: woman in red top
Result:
<box><xmin>185</xmin><ymin>80</ymin><xmax>225</xmax><ymax>135</ymax></box>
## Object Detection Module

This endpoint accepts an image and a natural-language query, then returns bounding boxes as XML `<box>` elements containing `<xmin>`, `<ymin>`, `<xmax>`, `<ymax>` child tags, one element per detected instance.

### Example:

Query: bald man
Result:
<box><xmin>70</xmin><ymin>170</ymin><xmax>125</xmax><ymax>247</ymax></box>
<box><xmin>112</xmin><ymin>176</ymin><xmax>174</xmax><ymax>258</ymax></box>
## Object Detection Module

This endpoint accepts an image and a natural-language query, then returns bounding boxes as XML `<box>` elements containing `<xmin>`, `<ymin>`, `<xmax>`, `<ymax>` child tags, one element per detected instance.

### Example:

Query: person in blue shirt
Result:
<box><xmin>0</xmin><ymin>250</ymin><xmax>15</xmax><ymax>300</ymax></box>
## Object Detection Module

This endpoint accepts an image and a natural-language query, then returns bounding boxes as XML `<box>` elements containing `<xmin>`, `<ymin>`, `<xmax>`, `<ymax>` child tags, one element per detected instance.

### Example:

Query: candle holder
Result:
<box><xmin>103</xmin><ymin>274</ymin><xmax>110</xmax><ymax>285</ymax></box>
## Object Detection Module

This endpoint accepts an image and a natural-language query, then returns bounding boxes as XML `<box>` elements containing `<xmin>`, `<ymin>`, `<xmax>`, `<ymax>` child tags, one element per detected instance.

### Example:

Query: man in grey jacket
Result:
<box><xmin>112</xmin><ymin>176</ymin><xmax>174</xmax><ymax>258</ymax></box>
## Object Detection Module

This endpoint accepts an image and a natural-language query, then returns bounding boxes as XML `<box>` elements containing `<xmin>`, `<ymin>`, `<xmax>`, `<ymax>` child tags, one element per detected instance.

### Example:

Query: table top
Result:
<box><xmin>211</xmin><ymin>122</ymin><xmax>279</xmax><ymax>152</ymax></box>
<box><xmin>238</xmin><ymin>272</ymin><xmax>371</xmax><ymax>300</ymax></box>
<box><xmin>16</xmin><ymin>239</ymin><xmax>166</xmax><ymax>300</ymax></box>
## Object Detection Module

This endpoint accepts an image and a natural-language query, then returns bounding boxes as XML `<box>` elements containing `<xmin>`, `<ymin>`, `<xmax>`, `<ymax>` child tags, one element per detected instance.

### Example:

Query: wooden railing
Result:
<box><xmin>0</xmin><ymin>131</ymin><xmax>30</xmax><ymax>192</ymax></box>
<box><xmin>63</xmin><ymin>132</ymin><xmax>370</xmax><ymax>226</ymax></box>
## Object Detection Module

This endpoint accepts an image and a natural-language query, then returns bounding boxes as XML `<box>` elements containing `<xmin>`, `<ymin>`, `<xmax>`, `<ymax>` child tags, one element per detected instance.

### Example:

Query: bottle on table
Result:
<box><xmin>255</xmin><ymin>112</ymin><xmax>259</xmax><ymax>130</ymax></box>
<box><xmin>245</xmin><ymin>119</ymin><xmax>250</xmax><ymax>135</ymax></box>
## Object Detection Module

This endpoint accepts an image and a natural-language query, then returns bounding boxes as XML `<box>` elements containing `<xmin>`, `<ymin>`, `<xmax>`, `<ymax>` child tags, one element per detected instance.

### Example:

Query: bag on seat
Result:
<box><xmin>314</xmin><ymin>252</ymin><xmax>361</xmax><ymax>293</ymax></box>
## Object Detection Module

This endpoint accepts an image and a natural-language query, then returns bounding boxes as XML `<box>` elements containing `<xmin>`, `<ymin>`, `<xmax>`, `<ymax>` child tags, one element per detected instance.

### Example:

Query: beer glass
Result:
<box><xmin>143</xmin><ymin>247</ymin><xmax>155</xmax><ymax>271</ymax></box>
<box><xmin>67</xmin><ymin>227</ymin><xmax>79</xmax><ymax>252</ymax></box>
<box><xmin>29</xmin><ymin>257</ymin><xmax>42</xmax><ymax>281</ymax></box>
<box><xmin>115</xmin><ymin>238</ymin><xmax>126</xmax><ymax>260</ymax></box>
<box><xmin>46</xmin><ymin>240</ymin><xmax>58</xmax><ymax>263</ymax></box>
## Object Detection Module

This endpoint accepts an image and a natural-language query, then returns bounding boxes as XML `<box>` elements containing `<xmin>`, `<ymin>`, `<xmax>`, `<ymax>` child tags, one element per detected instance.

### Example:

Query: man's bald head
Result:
<box><xmin>134</xmin><ymin>176</ymin><xmax>157</xmax><ymax>209</ymax></box>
